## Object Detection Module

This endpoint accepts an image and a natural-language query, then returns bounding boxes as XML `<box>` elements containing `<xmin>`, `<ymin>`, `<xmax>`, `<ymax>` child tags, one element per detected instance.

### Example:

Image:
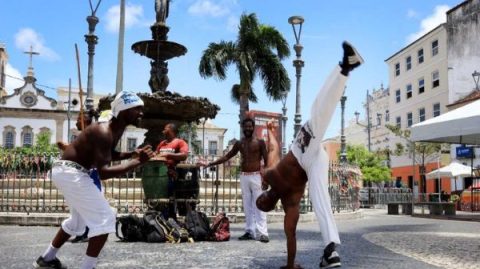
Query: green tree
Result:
<box><xmin>199</xmin><ymin>13</ymin><xmax>290</xmax><ymax>129</ymax></box>
<box><xmin>345</xmin><ymin>144</ymin><xmax>391</xmax><ymax>184</ymax></box>
<box><xmin>386</xmin><ymin>124</ymin><xmax>442</xmax><ymax>191</ymax></box>
<box><xmin>34</xmin><ymin>130</ymin><xmax>59</xmax><ymax>154</ymax></box>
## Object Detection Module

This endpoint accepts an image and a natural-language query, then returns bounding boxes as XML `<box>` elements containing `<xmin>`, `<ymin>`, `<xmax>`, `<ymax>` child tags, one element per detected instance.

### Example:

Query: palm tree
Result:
<box><xmin>199</xmin><ymin>13</ymin><xmax>291</xmax><ymax>131</ymax></box>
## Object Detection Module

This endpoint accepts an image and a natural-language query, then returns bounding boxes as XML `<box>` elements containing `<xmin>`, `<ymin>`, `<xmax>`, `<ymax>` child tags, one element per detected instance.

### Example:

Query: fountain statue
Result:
<box><xmin>99</xmin><ymin>0</ymin><xmax>219</xmax><ymax>147</ymax></box>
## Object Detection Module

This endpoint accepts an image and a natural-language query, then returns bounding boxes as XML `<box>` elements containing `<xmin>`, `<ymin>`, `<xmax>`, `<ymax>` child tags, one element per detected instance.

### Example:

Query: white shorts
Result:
<box><xmin>51</xmin><ymin>161</ymin><xmax>116</xmax><ymax>238</ymax></box>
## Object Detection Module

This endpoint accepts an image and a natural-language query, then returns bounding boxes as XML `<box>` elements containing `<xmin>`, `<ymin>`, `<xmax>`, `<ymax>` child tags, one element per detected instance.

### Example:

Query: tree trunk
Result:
<box><xmin>238</xmin><ymin>86</ymin><xmax>250</xmax><ymax>139</ymax></box>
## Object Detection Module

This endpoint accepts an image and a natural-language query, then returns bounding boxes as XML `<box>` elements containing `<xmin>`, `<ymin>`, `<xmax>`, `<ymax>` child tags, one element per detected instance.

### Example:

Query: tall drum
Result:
<box><xmin>141</xmin><ymin>160</ymin><xmax>169</xmax><ymax>200</ymax></box>
<box><xmin>175</xmin><ymin>164</ymin><xmax>200</xmax><ymax>216</ymax></box>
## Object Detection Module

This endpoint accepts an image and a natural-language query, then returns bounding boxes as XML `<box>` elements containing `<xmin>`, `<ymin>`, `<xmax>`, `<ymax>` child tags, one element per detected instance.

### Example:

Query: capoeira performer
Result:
<box><xmin>257</xmin><ymin>41</ymin><xmax>363</xmax><ymax>269</ymax></box>
<box><xmin>34</xmin><ymin>91</ymin><xmax>155</xmax><ymax>269</ymax></box>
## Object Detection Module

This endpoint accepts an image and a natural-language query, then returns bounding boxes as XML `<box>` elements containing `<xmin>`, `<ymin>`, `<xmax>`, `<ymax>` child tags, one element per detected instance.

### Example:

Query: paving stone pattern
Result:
<box><xmin>0</xmin><ymin>209</ymin><xmax>478</xmax><ymax>268</ymax></box>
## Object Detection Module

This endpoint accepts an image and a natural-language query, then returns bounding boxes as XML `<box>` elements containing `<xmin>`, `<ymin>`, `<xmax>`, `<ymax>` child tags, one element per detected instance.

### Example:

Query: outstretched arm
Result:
<box><xmin>266</xmin><ymin>120</ymin><xmax>281</xmax><ymax>168</ymax></box>
<box><xmin>206</xmin><ymin>141</ymin><xmax>240</xmax><ymax>167</ymax></box>
<box><xmin>282</xmin><ymin>203</ymin><xmax>301</xmax><ymax>269</ymax></box>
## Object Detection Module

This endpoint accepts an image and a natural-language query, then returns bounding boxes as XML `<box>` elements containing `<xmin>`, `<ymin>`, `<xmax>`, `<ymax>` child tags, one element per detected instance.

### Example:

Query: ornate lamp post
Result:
<box><xmin>288</xmin><ymin>16</ymin><xmax>305</xmax><ymax>138</ymax></box>
<box><xmin>280</xmin><ymin>90</ymin><xmax>288</xmax><ymax>157</ymax></box>
<box><xmin>473</xmin><ymin>70</ymin><xmax>480</xmax><ymax>91</ymax></box>
<box><xmin>84</xmin><ymin>0</ymin><xmax>102</xmax><ymax>110</ymax></box>
<box><xmin>340</xmin><ymin>93</ymin><xmax>347</xmax><ymax>163</ymax></box>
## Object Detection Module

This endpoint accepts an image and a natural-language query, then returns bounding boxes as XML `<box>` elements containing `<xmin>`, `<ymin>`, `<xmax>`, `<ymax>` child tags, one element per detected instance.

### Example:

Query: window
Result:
<box><xmin>21</xmin><ymin>126</ymin><xmax>33</xmax><ymax>147</ymax></box>
<box><xmin>5</xmin><ymin>132</ymin><xmax>14</xmax><ymax>148</ymax></box>
<box><xmin>395</xmin><ymin>89</ymin><xmax>401</xmax><ymax>103</ymax></box>
<box><xmin>209</xmin><ymin>141</ymin><xmax>218</xmax><ymax>156</ymax></box>
<box><xmin>406</xmin><ymin>84</ymin><xmax>412</xmax><ymax>99</ymax></box>
<box><xmin>385</xmin><ymin>110</ymin><xmax>390</xmax><ymax>122</ymax></box>
<box><xmin>433</xmin><ymin>103</ymin><xmax>440</xmax><ymax>117</ymax></box>
<box><xmin>407</xmin><ymin>112</ymin><xmax>413</xmax><ymax>127</ymax></box>
<box><xmin>396</xmin><ymin>116</ymin><xmax>401</xmax><ymax>128</ymax></box>
<box><xmin>419</xmin><ymin>107</ymin><xmax>426</xmax><ymax>122</ymax></box>
<box><xmin>432</xmin><ymin>40</ymin><xmax>438</xmax><ymax>56</ymax></box>
<box><xmin>406</xmin><ymin>56</ymin><xmax>412</xmax><ymax>71</ymax></box>
<box><xmin>127</xmin><ymin>138</ymin><xmax>137</xmax><ymax>152</ymax></box>
<box><xmin>395</xmin><ymin>63</ymin><xmax>400</xmax><ymax>76</ymax></box>
<box><xmin>418</xmin><ymin>48</ymin><xmax>424</xmax><ymax>64</ymax></box>
<box><xmin>418</xmin><ymin>78</ymin><xmax>425</xmax><ymax>94</ymax></box>
<box><xmin>432</xmin><ymin>70</ymin><xmax>440</xmax><ymax>88</ymax></box>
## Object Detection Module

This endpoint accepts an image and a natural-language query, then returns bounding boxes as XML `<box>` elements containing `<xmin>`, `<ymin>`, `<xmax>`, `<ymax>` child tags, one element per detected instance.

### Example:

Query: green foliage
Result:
<box><xmin>199</xmin><ymin>13</ymin><xmax>291</xmax><ymax>124</ymax></box>
<box><xmin>385</xmin><ymin>124</ymin><xmax>441</xmax><ymax>165</ymax></box>
<box><xmin>178</xmin><ymin>123</ymin><xmax>200</xmax><ymax>154</ymax></box>
<box><xmin>345</xmin><ymin>144</ymin><xmax>391</xmax><ymax>183</ymax></box>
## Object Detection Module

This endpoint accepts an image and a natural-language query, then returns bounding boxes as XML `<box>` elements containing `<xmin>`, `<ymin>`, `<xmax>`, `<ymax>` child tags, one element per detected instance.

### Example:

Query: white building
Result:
<box><xmin>385</xmin><ymin>24</ymin><xmax>448</xmax><ymax>189</ymax></box>
<box><xmin>0</xmin><ymin>45</ymin><xmax>146</xmax><ymax>151</ymax></box>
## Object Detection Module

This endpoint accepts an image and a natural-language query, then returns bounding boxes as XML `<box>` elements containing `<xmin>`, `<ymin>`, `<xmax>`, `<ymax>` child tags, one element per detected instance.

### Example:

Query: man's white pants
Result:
<box><xmin>291</xmin><ymin>66</ymin><xmax>347</xmax><ymax>246</ymax></box>
<box><xmin>240</xmin><ymin>173</ymin><xmax>268</xmax><ymax>237</ymax></box>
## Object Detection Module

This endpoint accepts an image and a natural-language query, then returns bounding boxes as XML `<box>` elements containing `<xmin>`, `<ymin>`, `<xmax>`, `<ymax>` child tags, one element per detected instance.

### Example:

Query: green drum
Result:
<box><xmin>141</xmin><ymin>160</ymin><xmax>169</xmax><ymax>199</ymax></box>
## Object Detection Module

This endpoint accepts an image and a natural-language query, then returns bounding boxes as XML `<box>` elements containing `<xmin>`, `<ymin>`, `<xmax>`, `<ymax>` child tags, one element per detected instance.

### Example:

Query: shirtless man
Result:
<box><xmin>205</xmin><ymin>116</ymin><xmax>270</xmax><ymax>243</ymax></box>
<box><xmin>34</xmin><ymin>91</ymin><xmax>155</xmax><ymax>269</ymax></box>
<box><xmin>257</xmin><ymin>41</ymin><xmax>363</xmax><ymax>268</ymax></box>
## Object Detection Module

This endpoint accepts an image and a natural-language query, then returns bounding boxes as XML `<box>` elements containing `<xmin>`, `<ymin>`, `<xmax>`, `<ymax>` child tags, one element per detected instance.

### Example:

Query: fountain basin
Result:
<box><xmin>131</xmin><ymin>40</ymin><xmax>187</xmax><ymax>61</ymax></box>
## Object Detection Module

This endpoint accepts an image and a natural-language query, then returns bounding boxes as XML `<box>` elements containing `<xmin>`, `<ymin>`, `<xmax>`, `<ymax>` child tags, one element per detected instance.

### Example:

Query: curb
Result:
<box><xmin>0</xmin><ymin>210</ymin><xmax>363</xmax><ymax>227</ymax></box>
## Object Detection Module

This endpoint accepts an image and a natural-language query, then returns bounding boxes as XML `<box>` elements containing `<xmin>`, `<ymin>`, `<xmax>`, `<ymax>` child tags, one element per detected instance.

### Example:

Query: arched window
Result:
<box><xmin>21</xmin><ymin>126</ymin><xmax>34</xmax><ymax>147</ymax></box>
<box><xmin>3</xmin><ymin>126</ymin><xmax>16</xmax><ymax>148</ymax></box>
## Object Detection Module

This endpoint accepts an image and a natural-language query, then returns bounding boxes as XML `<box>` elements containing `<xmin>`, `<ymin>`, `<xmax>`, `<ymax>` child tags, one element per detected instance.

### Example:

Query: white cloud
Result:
<box><xmin>188</xmin><ymin>0</ymin><xmax>230</xmax><ymax>17</ymax></box>
<box><xmin>406</xmin><ymin>5</ymin><xmax>449</xmax><ymax>43</ymax></box>
<box><xmin>104</xmin><ymin>3</ymin><xmax>144</xmax><ymax>33</ymax></box>
<box><xmin>407</xmin><ymin>9</ymin><xmax>418</xmax><ymax>19</ymax></box>
<box><xmin>14</xmin><ymin>28</ymin><xmax>60</xmax><ymax>61</ymax></box>
<box><xmin>5</xmin><ymin>63</ymin><xmax>24</xmax><ymax>93</ymax></box>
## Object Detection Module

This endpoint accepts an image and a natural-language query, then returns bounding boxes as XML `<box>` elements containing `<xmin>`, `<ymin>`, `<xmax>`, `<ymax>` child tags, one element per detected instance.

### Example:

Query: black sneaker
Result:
<box><xmin>238</xmin><ymin>232</ymin><xmax>255</xmax><ymax>240</ymax></box>
<box><xmin>259</xmin><ymin>235</ymin><xmax>269</xmax><ymax>243</ymax></box>
<box><xmin>320</xmin><ymin>250</ymin><xmax>341</xmax><ymax>268</ymax></box>
<box><xmin>33</xmin><ymin>256</ymin><xmax>67</xmax><ymax>269</ymax></box>
<box><xmin>339</xmin><ymin>41</ymin><xmax>364</xmax><ymax>76</ymax></box>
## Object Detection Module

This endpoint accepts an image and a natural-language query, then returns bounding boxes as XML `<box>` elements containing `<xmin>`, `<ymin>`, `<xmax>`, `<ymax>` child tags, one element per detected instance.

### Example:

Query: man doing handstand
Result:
<box><xmin>257</xmin><ymin>41</ymin><xmax>363</xmax><ymax>269</ymax></box>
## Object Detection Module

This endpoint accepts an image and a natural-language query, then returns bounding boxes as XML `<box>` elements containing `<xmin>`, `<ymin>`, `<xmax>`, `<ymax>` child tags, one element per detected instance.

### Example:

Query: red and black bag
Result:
<box><xmin>209</xmin><ymin>212</ymin><xmax>230</xmax><ymax>241</ymax></box>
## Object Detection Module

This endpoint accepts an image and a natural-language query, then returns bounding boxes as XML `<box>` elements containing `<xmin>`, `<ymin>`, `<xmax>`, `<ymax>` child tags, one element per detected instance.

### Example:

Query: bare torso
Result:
<box><xmin>62</xmin><ymin>122</ymin><xmax>120</xmax><ymax>170</ymax></box>
<box><xmin>237</xmin><ymin>137</ymin><xmax>267</xmax><ymax>172</ymax></box>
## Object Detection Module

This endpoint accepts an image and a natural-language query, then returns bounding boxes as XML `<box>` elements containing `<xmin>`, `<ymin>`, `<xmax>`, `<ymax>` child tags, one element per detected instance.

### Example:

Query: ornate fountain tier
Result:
<box><xmin>131</xmin><ymin>40</ymin><xmax>187</xmax><ymax>61</ymax></box>
<box><xmin>98</xmin><ymin>91</ymin><xmax>220</xmax><ymax>146</ymax></box>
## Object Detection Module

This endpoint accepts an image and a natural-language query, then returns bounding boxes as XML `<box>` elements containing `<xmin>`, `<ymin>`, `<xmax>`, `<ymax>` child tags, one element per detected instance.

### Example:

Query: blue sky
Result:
<box><xmin>1</xmin><ymin>0</ymin><xmax>461</xmax><ymax>147</ymax></box>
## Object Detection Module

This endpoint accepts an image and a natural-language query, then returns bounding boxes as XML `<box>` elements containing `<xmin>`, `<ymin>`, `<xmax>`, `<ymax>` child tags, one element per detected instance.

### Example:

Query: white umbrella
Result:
<box><xmin>426</xmin><ymin>162</ymin><xmax>472</xmax><ymax>179</ymax></box>
<box><xmin>411</xmin><ymin>99</ymin><xmax>480</xmax><ymax>145</ymax></box>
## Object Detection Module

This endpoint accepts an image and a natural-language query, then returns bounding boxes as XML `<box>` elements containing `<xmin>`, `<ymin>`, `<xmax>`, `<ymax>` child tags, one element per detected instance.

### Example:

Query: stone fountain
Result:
<box><xmin>99</xmin><ymin>0</ymin><xmax>219</xmax><ymax>147</ymax></box>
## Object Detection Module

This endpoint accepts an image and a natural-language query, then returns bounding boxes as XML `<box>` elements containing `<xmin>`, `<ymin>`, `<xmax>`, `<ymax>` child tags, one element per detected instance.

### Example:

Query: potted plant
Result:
<box><xmin>450</xmin><ymin>194</ymin><xmax>460</xmax><ymax>211</ymax></box>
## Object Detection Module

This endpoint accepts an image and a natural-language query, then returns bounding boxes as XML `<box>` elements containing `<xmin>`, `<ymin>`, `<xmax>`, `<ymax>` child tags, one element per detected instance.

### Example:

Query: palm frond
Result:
<box><xmin>258</xmin><ymin>25</ymin><xmax>290</xmax><ymax>59</ymax></box>
<box><xmin>199</xmin><ymin>41</ymin><xmax>236</xmax><ymax>80</ymax></box>
<box><xmin>230</xmin><ymin>83</ymin><xmax>258</xmax><ymax>104</ymax></box>
<box><xmin>256</xmin><ymin>52</ymin><xmax>291</xmax><ymax>101</ymax></box>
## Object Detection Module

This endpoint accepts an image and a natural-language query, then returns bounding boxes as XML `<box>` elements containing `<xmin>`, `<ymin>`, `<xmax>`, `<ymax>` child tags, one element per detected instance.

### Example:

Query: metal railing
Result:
<box><xmin>0</xmin><ymin>160</ymin><xmax>359</xmax><ymax>215</ymax></box>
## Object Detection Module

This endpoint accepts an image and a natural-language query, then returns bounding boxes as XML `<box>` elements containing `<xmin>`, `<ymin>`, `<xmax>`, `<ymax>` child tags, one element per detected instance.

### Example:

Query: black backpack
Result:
<box><xmin>143</xmin><ymin>212</ymin><xmax>167</xmax><ymax>243</ymax></box>
<box><xmin>185</xmin><ymin>206</ymin><xmax>211</xmax><ymax>241</ymax></box>
<box><xmin>115</xmin><ymin>214</ymin><xmax>145</xmax><ymax>242</ymax></box>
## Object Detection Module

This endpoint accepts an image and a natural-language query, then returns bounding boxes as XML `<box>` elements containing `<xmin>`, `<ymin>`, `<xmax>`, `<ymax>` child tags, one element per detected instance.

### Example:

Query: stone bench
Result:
<box><xmin>415</xmin><ymin>202</ymin><xmax>456</xmax><ymax>216</ymax></box>
<box><xmin>387</xmin><ymin>202</ymin><xmax>412</xmax><ymax>215</ymax></box>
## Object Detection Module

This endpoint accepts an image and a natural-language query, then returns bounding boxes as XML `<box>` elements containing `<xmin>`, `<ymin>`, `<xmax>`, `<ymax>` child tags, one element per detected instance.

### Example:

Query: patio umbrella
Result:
<box><xmin>426</xmin><ymin>162</ymin><xmax>473</xmax><ymax>179</ymax></box>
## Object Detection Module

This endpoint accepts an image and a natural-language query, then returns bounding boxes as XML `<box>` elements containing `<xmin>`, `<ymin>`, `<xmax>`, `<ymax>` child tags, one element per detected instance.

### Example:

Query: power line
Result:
<box><xmin>4</xmin><ymin>73</ymin><xmax>58</xmax><ymax>92</ymax></box>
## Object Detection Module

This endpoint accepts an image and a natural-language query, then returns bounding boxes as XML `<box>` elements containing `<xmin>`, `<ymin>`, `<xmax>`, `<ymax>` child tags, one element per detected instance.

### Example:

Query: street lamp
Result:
<box><xmin>280</xmin><ymin>90</ymin><xmax>288</xmax><ymax>157</ymax></box>
<box><xmin>288</xmin><ymin>15</ymin><xmax>305</xmax><ymax>138</ymax></box>
<box><xmin>84</xmin><ymin>0</ymin><xmax>102</xmax><ymax>110</ymax></box>
<box><xmin>339</xmin><ymin>90</ymin><xmax>347</xmax><ymax>163</ymax></box>
<box><xmin>473</xmin><ymin>70</ymin><xmax>480</xmax><ymax>91</ymax></box>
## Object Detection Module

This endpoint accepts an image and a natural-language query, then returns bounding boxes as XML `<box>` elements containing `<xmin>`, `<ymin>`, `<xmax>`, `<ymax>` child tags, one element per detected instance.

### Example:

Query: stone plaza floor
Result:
<box><xmin>0</xmin><ymin>209</ymin><xmax>479</xmax><ymax>269</ymax></box>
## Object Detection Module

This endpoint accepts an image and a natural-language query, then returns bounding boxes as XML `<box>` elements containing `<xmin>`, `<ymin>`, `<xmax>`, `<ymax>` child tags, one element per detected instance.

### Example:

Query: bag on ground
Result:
<box><xmin>115</xmin><ymin>214</ymin><xmax>145</xmax><ymax>242</ymax></box>
<box><xmin>185</xmin><ymin>204</ymin><xmax>211</xmax><ymax>241</ymax></box>
<box><xmin>143</xmin><ymin>211</ymin><xmax>167</xmax><ymax>243</ymax></box>
<box><xmin>209</xmin><ymin>212</ymin><xmax>230</xmax><ymax>241</ymax></box>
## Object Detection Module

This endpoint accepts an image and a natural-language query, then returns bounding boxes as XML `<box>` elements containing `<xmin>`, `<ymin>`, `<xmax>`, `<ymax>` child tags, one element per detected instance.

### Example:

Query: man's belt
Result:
<box><xmin>53</xmin><ymin>160</ymin><xmax>89</xmax><ymax>174</ymax></box>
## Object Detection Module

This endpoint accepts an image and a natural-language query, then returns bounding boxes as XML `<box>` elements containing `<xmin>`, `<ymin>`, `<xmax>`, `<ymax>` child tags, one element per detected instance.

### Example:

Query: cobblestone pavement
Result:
<box><xmin>0</xmin><ymin>209</ymin><xmax>479</xmax><ymax>269</ymax></box>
